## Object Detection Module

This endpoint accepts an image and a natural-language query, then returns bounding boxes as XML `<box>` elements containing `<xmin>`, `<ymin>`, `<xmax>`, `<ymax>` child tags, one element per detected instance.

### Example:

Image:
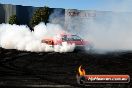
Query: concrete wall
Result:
<box><xmin>0</xmin><ymin>3</ymin><xmax>36</xmax><ymax>24</ymax></box>
<box><xmin>0</xmin><ymin>4</ymin><xmax>5</xmax><ymax>23</ymax></box>
<box><xmin>0</xmin><ymin>3</ymin><xmax>132</xmax><ymax>32</ymax></box>
<box><xmin>65</xmin><ymin>9</ymin><xmax>96</xmax><ymax>33</ymax></box>
<box><xmin>0</xmin><ymin>4</ymin><xmax>63</xmax><ymax>25</ymax></box>
<box><xmin>64</xmin><ymin>9</ymin><xmax>132</xmax><ymax>37</ymax></box>
<box><xmin>3</xmin><ymin>4</ymin><xmax>16</xmax><ymax>23</ymax></box>
<box><xmin>16</xmin><ymin>5</ymin><xmax>36</xmax><ymax>25</ymax></box>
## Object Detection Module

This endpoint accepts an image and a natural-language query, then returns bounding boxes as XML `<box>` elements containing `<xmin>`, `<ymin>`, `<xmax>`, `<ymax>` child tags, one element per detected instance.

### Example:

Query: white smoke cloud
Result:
<box><xmin>49</xmin><ymin>9</ymin><xmax>65</xmax><ymax>27</ymax></box>
<box><xmin>0</xmin><ymin>23</ymin><xmax>75</xmax><ymax>52</ymax></box>
<box><xmin>84</xmin><ymin>17</ymin><xmax>132</xmax><ymax>51</ymax></box>
<box><xmin>65</xmin><ymin>2</ymin><xmax>132</xmax><ymax>52</ymax></box>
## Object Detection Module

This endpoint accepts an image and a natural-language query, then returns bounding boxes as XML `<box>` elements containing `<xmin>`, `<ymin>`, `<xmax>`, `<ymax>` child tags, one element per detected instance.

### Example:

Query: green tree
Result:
<box><xmin>9</xmin><ymin>15</ymin><xmax>19</xmax><ymax>24</ymax></box>
<box><xmin>30</xmin><ymin>6</ymin><xmax>51</xmax><ymax>27</ymax></box>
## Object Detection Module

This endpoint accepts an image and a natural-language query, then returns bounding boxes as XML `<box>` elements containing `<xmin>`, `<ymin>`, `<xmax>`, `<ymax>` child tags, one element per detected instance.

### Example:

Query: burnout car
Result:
<box><xmin>41</xmin><ymin>33</ymin><xmax>92</xmax><ymax>51</ymax></box>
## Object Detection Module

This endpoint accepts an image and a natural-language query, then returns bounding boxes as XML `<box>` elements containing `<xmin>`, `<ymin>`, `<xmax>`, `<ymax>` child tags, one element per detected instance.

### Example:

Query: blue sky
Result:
<box><xmin>0</xmin><ymin>0</ymin><xmax>131</xmax><ymax>11</ymax></box>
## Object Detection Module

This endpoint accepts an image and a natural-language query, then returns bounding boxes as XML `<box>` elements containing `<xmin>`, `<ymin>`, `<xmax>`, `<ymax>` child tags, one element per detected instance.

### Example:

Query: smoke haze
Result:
<box><xmin>65</xmin><ymin>1</ymin><xmax>132</xmax><ymax>52</ymax></box>
<box><xmin>0</xmin><ymin>23</ymin><xmax>75</xmax><ymax>52</ymax></box>
<box><xmin>1</xmin><ymin>1</ymin><xmax>132</xmax><ymax>53</ymax></box>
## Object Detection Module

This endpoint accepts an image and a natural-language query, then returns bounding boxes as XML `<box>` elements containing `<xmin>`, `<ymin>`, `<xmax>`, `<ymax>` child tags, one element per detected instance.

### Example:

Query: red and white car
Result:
<box><xmin>41</xmin><ymin>33</ymin><xmax>92</xmax><ymax>51</ymax></box>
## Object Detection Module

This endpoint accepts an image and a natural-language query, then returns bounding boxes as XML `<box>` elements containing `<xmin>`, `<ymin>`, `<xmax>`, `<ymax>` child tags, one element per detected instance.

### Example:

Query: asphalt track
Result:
<box><xmin>0</xmin><ymin>48</ymin><xmax>132</xmax><ymax>88</ymax></box>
